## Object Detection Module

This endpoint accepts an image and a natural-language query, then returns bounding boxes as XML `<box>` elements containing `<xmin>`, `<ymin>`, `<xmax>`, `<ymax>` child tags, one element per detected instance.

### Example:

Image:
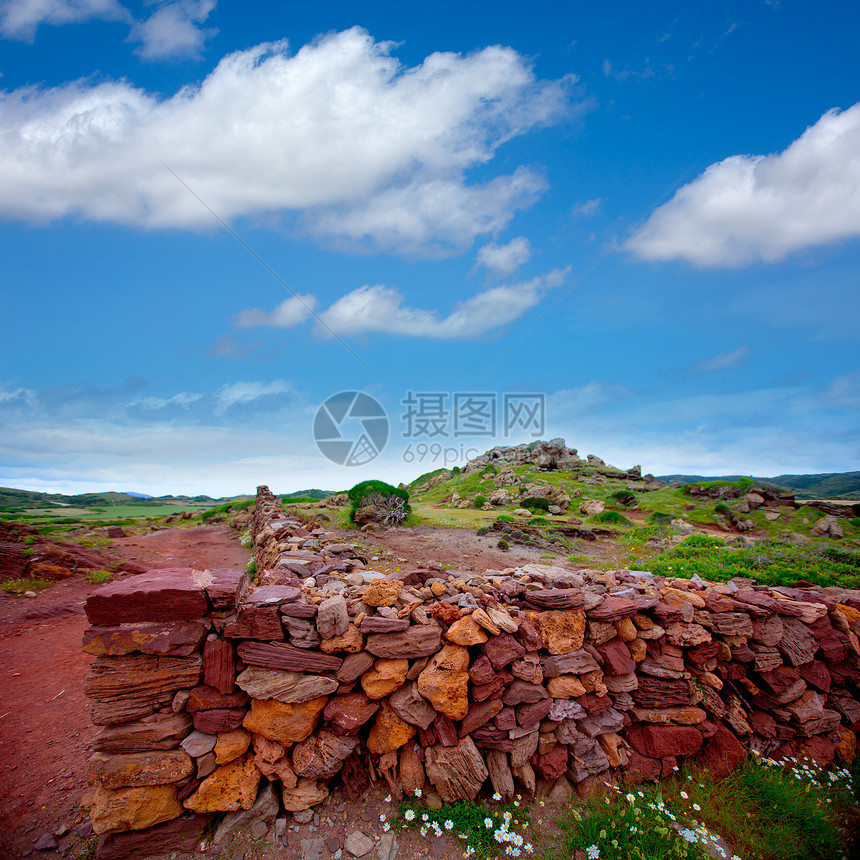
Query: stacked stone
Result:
<box><xmin>80</xmin><ymin>485</ymin><xmax>860</xmax><ymax>856</ymax></box>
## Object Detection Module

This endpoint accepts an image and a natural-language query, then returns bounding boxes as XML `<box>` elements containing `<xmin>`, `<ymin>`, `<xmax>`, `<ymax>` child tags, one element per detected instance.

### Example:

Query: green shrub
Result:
<box><xmin>473</xmin><ymin>495</ymin><xmax>487</xmax><ymax>509</ymax></box>
<box><xmin>246</xmin><ymin>559</ymin><xmax>257</xmax><ymax>580</ymax></box>
<box><xmin>452</xmin><ymin>466</ymin><xmax>461</xmax><ymax>473</ymax></box>
<box><xmin>497</xmin><ymin>538</ymin><xmax>509</xmax><ymax>550</ymax></box>
<box><xmin>0</xmin><ymin>577</ymin><xmax>51</xmax><ymax>594</ymax></box>
<box><xmin>647</xmin><ymin>511</ymin><xmax>674</xmax><ymax>525</ymax></box>
<box><xmin>527</xmin><ymin>516</ymin><xmax>548</xmax><ymax>525</ymax></box>
<box><xmin>714</xmin><ymin>502</ymin><xmax>731</xmax><ymax>514</ymax></box>
<box><xmin>591</xmin><ymin>510</ymin><xmax>633</xmax><ymax>526</ymax></box>
<box><xmin>347</xmin><ymin>480</ymin><xmax>411</xmax><ymax>525</ymax></box>
<box><xmin>521</xmin><ymin>496</ymin><xmax>550</xmax><ymax>512</ymax></box>
<box><xmin>851</xmin><ymin>517</ymin><xmax>860</xmax><ymax>528</ymax></box>
<box><xmin>496</xmin><ymin>514</ymin><xmax>515</xmax><ymax>523</ymax></box>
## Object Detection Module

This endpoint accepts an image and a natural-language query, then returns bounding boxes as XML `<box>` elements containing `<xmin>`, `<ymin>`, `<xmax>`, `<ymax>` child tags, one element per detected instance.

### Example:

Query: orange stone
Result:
<box><xmin>242</xmin><ymin>697</ymin><xmax>326</xmax><ymax>745</ymax></box>
<box><xmin>91</xmin><ymin>784</ymin><xmax>183</xmax><ymax>835</ymax></box>
<box><xmin>362</xmin><ymin>580</ymin><xmax>404</xmax><ymax>607</ymax></box>
<box><xmin>214</xmin><ymin>728</ymin><xmax>252</xmax><ymax>765</ymax></box>
<box><xmin>361</xmin><ymin>659</ymin><xmax>409</xmax><ymax>700</ymax></box>
<box><xmin>319</xmin><ymin>625</ymin><xmax>364</xmax><ymax>654</ymax></box>
<box><xmin>417</xmin><ymin>644</ymin><xmax>470</xmax><ymax>720</ymax></box>
<box><xmin>444</xmin><ymin>616</ymin><xmax>488</xmax><ymax>646</ymax></box>
<box><xmin>183</xmin><ymin>754</ymin><xmax>261</xmax><ymax>813</ymax></box>
<box><xmin>366</xmin><ymin>700</ymin><xmax>416</xmax><ymax>754</ymax></box>
<box><xmin>534</xmin><ymin>610</ymin><xmax>586</xmax><ymax>655</ymax></box>
<box><xmin>546</xmin><ymin>675</ymin><xmax>587</xmax><ymax>699</ymax></box>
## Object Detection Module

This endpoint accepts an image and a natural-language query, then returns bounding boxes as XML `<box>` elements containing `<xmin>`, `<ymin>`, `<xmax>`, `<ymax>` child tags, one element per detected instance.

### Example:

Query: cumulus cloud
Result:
<box><xmin>628</xmin><ymin>103</ymin><xmax>860</xmax><ymax>266</ymax></box>
<box><xmin>0</xmin><ymin>0</ymin><xmax>128</xmax><ymax>40</ymax></box>
<box><xmin>234</xmin><ymin>294</ymin><xmax>317</xmax><ymax>329</ymax></box>
<box><xmin>693</xmin><ymin>344</ymin><xmax>750</xmax><ymax>372</ymax></box>
<box><xmin>130</xmin><ymin>0</ymin><xmax>216</xmax><ymax>60</ymax></box>
<box><xmin>315</xmin><ymin>268</ymin><xmax>568</xmax><ymax>339</ymax></box>
<box><xmin>476</xmin><ymin>236</ymin><xmax>532</xmax><ymax>273</ymax></box>
<box><xmin>0</xmin><ymin>28</ymin><xmax>572</xmax><ymax>254</ymax></box>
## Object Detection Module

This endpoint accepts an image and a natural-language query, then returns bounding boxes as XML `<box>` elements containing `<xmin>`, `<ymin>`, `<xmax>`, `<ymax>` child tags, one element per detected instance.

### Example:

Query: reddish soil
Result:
<box><xmin>0</xmin><ymin>525</ymin><xmax>250</xmax><ymax>859</ymax></box>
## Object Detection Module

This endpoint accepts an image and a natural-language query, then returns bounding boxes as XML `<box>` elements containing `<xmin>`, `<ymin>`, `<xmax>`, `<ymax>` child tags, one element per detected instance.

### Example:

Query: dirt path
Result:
<box><xmin>0</xmin><ymin>525</ymin><xmax>249</xmax><ymax>859</ymax></box>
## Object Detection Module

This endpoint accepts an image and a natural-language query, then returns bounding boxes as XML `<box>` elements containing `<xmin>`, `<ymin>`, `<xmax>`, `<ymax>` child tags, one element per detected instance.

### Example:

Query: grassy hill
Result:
<box><xmin>659</xmin><ymin>471</ymin><xmax>860</xmax><ymax>500</ymax></box>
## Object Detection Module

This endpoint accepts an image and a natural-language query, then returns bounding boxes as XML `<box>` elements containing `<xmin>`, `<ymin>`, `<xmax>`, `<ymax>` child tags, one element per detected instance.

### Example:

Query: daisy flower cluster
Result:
<box><xmin>394</xmin><ymin>792</ymin><xmax>533</xmax><ymax>859</ymax></box>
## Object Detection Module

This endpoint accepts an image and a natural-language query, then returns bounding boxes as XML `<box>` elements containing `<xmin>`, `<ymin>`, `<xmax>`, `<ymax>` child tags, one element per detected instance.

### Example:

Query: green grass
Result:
<box><xmin>395</xmin><ymin>795</ymin><xmax>532</xmax><ymax>859</ymax></box>
<box><xmin>590</xmin><ymin>511</ymin><xmax>634</xmax><ymax>527</ymax></box>
<box><xmin>0</xmin><ymin>577</ymin><xmax>52</xmax><ymax>594</ymax></box>
<box><xmin>640</xmin><ymin>534</ymin><xmax>860</xmax><ymax>588</ymax></box>
<box><xmin>551</xmin><ymin>757</ymin><xmax>858</xmax><ymax>860</ymax></box>
<box><xmin>85</xmin><ymin>569</ymin><xmax>113</xmax><ymax>584</ymax></box>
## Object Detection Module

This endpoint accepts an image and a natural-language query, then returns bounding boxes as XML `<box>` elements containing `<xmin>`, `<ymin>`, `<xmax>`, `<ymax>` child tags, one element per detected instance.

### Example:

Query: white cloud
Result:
<box><xmin>572</xmin><ymin>198</ymin><xmax>601</xmax><ymax>216</ymax></box>
<box><xmin>0</xmin><ymin>0</ymin><xmax>128</xmax><ymax>40</ymax></box>
<box><xmin>213</xmin><ymin>380</ymin><xmax>293</xmax><ymax>413</ymax></box>
<box><xmin>628</xmin><ymin>103</ymin><xmax>860</xmax><ymax>266</ymax></box>
<box><xmin>821</xmin><ymin>370</ymin><xmax>860</xmax><ymax>408</ymax></box>
<box><xmin>234</xmin><ymin>294</ymin><xmax>317</xmax><ymax>329</ymax></box>
<box><xmin>316</xmin><ymin>268</ymin><xmax>568</xmax><ymax>339</ymax></box>
<box><xmin>0</xmin><ymin>28</ymin><xmax>572</xmax><ymax>254</ymax></box>
<box><xmin>693</xmin><ymin>344</ymin><xmax>750</xmax><ymax>372</ymax></box>
<box><xmin>130</xmin><ymin>0</ymin><xmax>216</xmax><ymax>61</ymax></box>
<box><xmin>476</xmin><ymin>236</ymin><xmax>531</xmax><ymax>273</ymax></box>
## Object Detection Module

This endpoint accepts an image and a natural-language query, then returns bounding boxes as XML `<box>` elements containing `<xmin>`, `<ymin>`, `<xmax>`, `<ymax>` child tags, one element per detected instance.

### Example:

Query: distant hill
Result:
<box><xmin>659</xmin><ymin>472</ymin><xmax>860</xmax><ymax>501</ymax></box>
<box><xmin>281</xmin><ymin>489</ymin><xmax>335</xmax><ymax>500</ymax></box>
<box><xmin>0</xmin><ymin>486</ymin><xmax>252</xmax><ymax>512</ymax></box>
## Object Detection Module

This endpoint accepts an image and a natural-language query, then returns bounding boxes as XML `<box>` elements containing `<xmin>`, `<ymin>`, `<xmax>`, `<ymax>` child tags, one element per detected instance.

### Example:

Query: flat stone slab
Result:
<box><xmin>85</xmin><ymin>569</ymin><xmax>209</xmax><ymax>625</ymax></box>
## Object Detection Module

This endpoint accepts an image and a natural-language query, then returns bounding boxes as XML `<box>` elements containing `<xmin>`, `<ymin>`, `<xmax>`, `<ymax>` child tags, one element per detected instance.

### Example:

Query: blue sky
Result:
<box><xmin>1</xmin><ymin>0</ymin><xmax>858</xmax><ymax>496</ymax></box>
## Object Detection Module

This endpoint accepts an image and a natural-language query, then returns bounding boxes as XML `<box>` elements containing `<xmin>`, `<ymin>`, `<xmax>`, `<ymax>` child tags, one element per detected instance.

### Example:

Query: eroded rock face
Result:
<box><xmin>83</xmin><ymin>621</ymin><xmax>209</xmax><ymax>657</ymax></box>
<box><xmin>424</xmin><ymin>737</ymin><xmax>488</xmax><ymax>802</ymax></box>
<box><xmin>361</xmin><ymin>659</ymin><xmax>409</xmax><ymax>700</ymax></box>
<box><xmin>235</xmin><ymin>667</ymin><xmax>338</xmax><ymax>703</ymax></box>
<box><xmin>534</xmin><ymin>611</ymin><xmax>586</xmax><ymax>655</ymax></box>
<box><xmin>282</xmin><ymin>778</ymin><xmax>329</xmax><ymax>812</ymax></box>
<box><xmin>292</xmin><ymin>730</ymin><xmax>360</xmax><ymax>779</ymax></box>
<box><xmin>87</xmin><ymin>750</ymin><xmax>194</xmax><ymax>789</ymax></box>
<box><xmin>93</xmin><ymin>712</ymin><xmax>193</xmax><ymax>753</ymax></box>
<box><xmin>417</xmin><ymin>644</ymin><xmax>470</xmax><ymax>721</ymax></box>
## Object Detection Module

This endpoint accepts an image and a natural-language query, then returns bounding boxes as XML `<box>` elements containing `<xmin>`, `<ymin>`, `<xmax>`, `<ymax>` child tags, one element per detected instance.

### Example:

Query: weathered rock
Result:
<box><xmin>365</xmin><ymin>626</ymin><xmax>442</xmax><ymax>659</ymax></box>
<box><xmin>191</xmin><ymin>708</ymin><xmax>246</xmax><ymax>735</ymax></box>
<box><xmin>424</xmin><ymin>737</ymin><xmax>489</xmax><ymax>802</ymax></box>
<box><xmin>361</xmin><ymin>659</ymin><xmax>409</xmax><ymax>700</ymax></box>
<box><xmin>88</xmin><ymin>750</ymin><xmax>194</xmax><ymax>789</ymax></box>
<box><xmin>252</xmin><ymin>734</ymin><xmax>297</xmax><ymax>786</ymax></box>
<box><xmin>778</xmin><ymin>617</ymin><xmax>820</xmax><ymax>667</ymax></box>
<box><xmin>480</xmin><ymin>633</ymin><xmax>526</xmax><ymax>669</ymax></box>
<box><xmin>323</xmin><ymin>692</ymin><xmax>379</xmax><ymax>735</ymax></box>
<box><xmin>203</xmin><ymin>638</ymin><xmax>236</xmax><ymax>695</ymax></box>
<box><xmin>83</xmin><ymin>621</ymin><xmax>209</xmax><ymax>658</ymax></box>
<box><xmin>243</xmin><ymin>585</ymin><xmax>301</xmax><ymax>607</ymax></box>
<box><xmin>93</xmin><ymin>813</ymin><xmax>212</xmax><ymax>860</ymax></box>
<box><xmin>358</xmin><ymin>616</ymin><xmax>409</xmax><ymax>633</ymax></box>
<box><xmin>367</xmin><ymin>700</ymin><xmax>416</xmax><ymax>754</ymax></box>
<box><xmin>336</xmin><ymin>651</ymin><xmax>375</xmax><ymax>683</ymax></box>
<box><xmin>444</xmin><ymin>616</ymin><xmax>489</xmax><ymax>646</ymax></box>
<box><xmin>527</xmin><ymin>589</ymin><xmax>585</xmax><ymax>610</ymax></box>
<box><xmin>94</xmin><ymin>713</ymin><xmax>193</xmax><ymax>754</ymax></box>
<box><xmin>223</xmin><ymin>606</ymin><xmax>284</xmax><ymax>641</ymax></box>
<box><xmin>399</xmin><ymin>743</ymin><xmax>425</xmax><ymax>796</ymax></box>
<box><xmin>546</xmin><ymin>675</ymin><xmax>587</xmax><ymax>698</ymax></box>
<box><xmin>316</xmin><ymin>596</ymin><xmax>349</xmax><ymax>639</ymax></box>
<box><xmin>320</xmin><ymin>625</ymin><xmax>364</xmax><ymax>654</ymax></box>
<box><xmin>235</xmin><ymin>667</ymin><xmax>338</xmax><ymax>703</ymax></box>
<box><xmin>85</xmin><ymin>570</ymin><xmax>209</xmax><ymax>626</ymax></box>
<box><xmin>417</xmin><ymin>644</ymin><xmax>470</xmax><ymax>720</ymax></box>
<box><xmin>345</xmin><ymin>829</ymin><xmax>375</xmax><ymax>857</ymax></box>
<box><xmin>214</xmin><ymin>728</ymin><xmax>252</xmax><ymax>765</ymax></box>
<box><xmin>85</xmin><ymin>654</ymin><xmax>203</xmax><ymax>725</ymax></box>
<box><xmin>90</xmin><ymin>784</ymin><xmax>183</xmax><ymax>835</ymax></box>
<box><xmin>502</xmin><ymin>680</ymin><xmax>548</xmax><ymax>706</ymax></box>
<box><xmin>237</xmin><ymin>641</ymin><xmax>342</xmax><ymax>674</ymax></box>
<box><xmin>185</xmin><ymin>684</ymin><xmax>249</xmax><ymax>712</ymax></box>
<box><xmin>599</xmin><ymin>639</ymin><xmax>635</xmax><ymax>677</ymax></box>
<box><xmin>697</xmin><ymin>723</ymin><xmax>746</xmax><ymax>779</ymax></box>
<box><xmin>204</xmin><ymin>568</ymin><xmax>248</xmax><ymax>612</ymax></box>
<box><xmin>486</xmin><ymin>749</ymin><xmax>515</xmax><ymax>801</ymax></box>
<box><xmin>362</xmin><ymin>580</ymin><xmax>403</xmax><ymax>608</ymax></box>
<box><xmin>212</xmin><ymin>781</ymin><xmax>279</xmax><ymax>845</ymax></box>
<box><xmin>542</xmin><ymin>649</ymin><xmax>600</xmax><ymax>677</ymax></box>
<box><xmin>566</xmin><ymin>735</ymin><xmax>611</xmax><ymax>783</ymax></box>
<box><xmin>630</xmin><ymin>707</ymin><xmax>707</xmax><ymax>726</ymax></box>
<box><xmin>587</xmin><ymin>596</ymin><xmax>639</xmax><ymax>622</ymax></box>
<box><xmin>388</xmin><ymin>681</ymin><xmax>437</xmax><ymax>730</ymax></box>
<box><xmin>665</xmin><ymin>623</ymin><xmax>711</xmax><ymax>648</ymax></box>
<box><xmin>631</xmin><ymin>676</ymin><xmax>690</xmax><ymax>708</ymax></box>
<box><xmin>625</xmin><ymin>724</ymin><xmax>703</xmax><ymax>758</ymax></box>
<box><xmin>534</xmin><ymin>611</ymin><xmax>586</xmax><ymax>655</ymax></box>
<box><xmin>242</xmin><ymin>697</ymin><xmax>327</xmax><ymax>745</ymax></box>
<box><xmin>180</xmin><ymin>731</ymin><xmax>217</xmax><ymax>757</ymax></box>
<box><xmin>293</xmin><ymin>730</ymin><xmax>360</xmax><ymax>778</ymax></box>
<box><xmin>517</xmin><ymin>698</ymin><xmax>553</xmax><ymax>727</ymax></box>
<box><xmin>459</xmin><ymin>699</ymin><xmax>504</xmax><ymax>736</ymax></box>
<box><xmin>183</xmin><ymin>754</ymin><xmax>261</xmax><ymax>813</ymax></box>
<box><xmin>281</xmin><ymin>778</ymin><xmax>329</xmax><ymax>812</ymax></box>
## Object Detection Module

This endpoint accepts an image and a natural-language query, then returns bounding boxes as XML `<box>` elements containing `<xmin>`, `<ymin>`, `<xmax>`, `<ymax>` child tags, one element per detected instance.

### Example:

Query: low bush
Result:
<box><xmin>497</xmin><ymin>538</ymin><xmax>509</xmax><ymax>550</ymax></box>
<box><xmin>473</xmin><ymin>495</ymin><xmax>488</xmax><ymax>509</ymax></box>
<box><xmin>496</xmin><ymin>515</ymin><xmax>515</xmax><ymax>523</ymax></box>
<box><xmin>527</xmin><ymin>517</ymin><xmax>548</xmax><ymax>526</ymax></box>
<box><xmin>591</xmin><ymin>510</ymin><xmax>633</xmax><ymax>527</ymax></box>
<box><xmin>85</xmin><ymin>569</ymin><xmax>113</xmax><ymax>584</ymax></box>
<box><xmin>521</xmin><ymin>496</ymin><xmax>551</xmax><ymax>512</ymax></box>
<box><xmin>347</xmin><ymin>480</ymin><xmax>411</xmax><ymax>525</ymax></box>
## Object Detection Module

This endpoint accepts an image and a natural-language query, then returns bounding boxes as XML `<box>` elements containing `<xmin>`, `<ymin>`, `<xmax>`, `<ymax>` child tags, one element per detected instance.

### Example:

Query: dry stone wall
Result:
<box><xmin>81</xmin><ymin>486</ymin><xmax>860</xmax><ymax>857</ymax></box>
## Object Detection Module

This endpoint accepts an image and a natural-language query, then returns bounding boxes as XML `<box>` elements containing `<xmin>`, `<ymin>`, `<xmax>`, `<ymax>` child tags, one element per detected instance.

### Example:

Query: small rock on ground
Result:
<box><xmin>301</xmin><ymin>837</ymin><xmax>325</xmax><ymax>860</ymax></box>
<box><xmin>345</xmin><ymin>829</ymin><xmax>375</xmax><ymax>857</ymax></box>
<box><xmin>377</xmin><ymin>831</ymin><xmax>397</xmax><ymax>860</ymax></box>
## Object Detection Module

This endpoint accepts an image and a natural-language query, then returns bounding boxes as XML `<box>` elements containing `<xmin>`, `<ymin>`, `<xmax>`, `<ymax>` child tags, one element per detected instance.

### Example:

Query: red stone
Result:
<box><xmin>532</xmin><ymin>743</ymin><xmax>567</xmax><ymax>780</ymax></box>
<box><xmin>95</xmin><ymin>813</ymin><xmax>212</xmax><ymax>860</ymax></box>
<box><xmin>799</xmin><ymin>735</ymin><xmax>836</xmax><ymax>767</ymax></box>
<box><xmin>750</xmin><ymin>710</ymin><xmax>777</xmax><ymax>738</ymax></box>
<box><xmin>600</xmin><ymin>639</ymin><xmax>635</xmax><ymax>677</ymax></box>
<box><xmin>203</xmin><ymin>639</ymin><xmax>235</xmax><ymax>695</ymax></box>
<box><xmin>185</xmin><ymin>684</ymin><xmax>248</xmax><ymax>712</ymax></box>
<box><xmin>516</xmin><ymin>698</ymin><xmax>553</xmax><ymax>727</ymax></box>
<box><xmin>365</xmin><ymin>626</ymin><xmax>442</xmax><ymax>659</ymax></box>
<box><xmin>687</xmin><ymin>641</ymin><xmax>721</xmax><ymax>664</ymax></box>
<box><xmin>587</xmin><ymin>595</ymin><xmax>639</xmax><ymax>621</ymax></box>
<box><xmin>468</xmin><ymin>655</ymin><xmax>497</xmax><ymax>686</ymax></box>
<box><xmin>494</xmin><ymin>707</ymin><xmax>517</xmax><ymax>731</ymax></box>
<box><xmin>797</xmin><ymin>660</ymin><xmax>832</xmax><ymax>693</ymax></box>
<box><xmin>819</xmin><ymin>632</ymin><xmax>849</xmax><ymax>664</ymax></box>
<box><xmin>323</xmin><ymin>693</ymin><xmax>379</xmax><ymax>735</ymax></box>
<box><xmin>459</xmin><ymin>699</ymin><xmax>504</xmax><ymax>737</ymax></box>
<box><xmin>82</xmin><ymin>621</ymin><xmax>208</xmax><ymax>658</ymax></box>
<box><xmin>191</xmin><ymin>707</ymin><xmax>246</xmax><ymax>733</ymax></box>
<box><xmin>433</xmin><ymin>714</ymin><xmax>459</xmax><ymax>747</ymax></box>
<box><xmin>515</xmin><ymin>617</ymin><xmax>543</xmax><ymax>652</ymax></box>
<box><xmin>471</xmin><ymin>672</ymin><xmax>513</xmax><ymax>702</ymax></box>
<box><xmin>579</xmin><ymin>694</ymin><xmax>613</xmax><ymax>716</ymax></box>
<box><xmin>481</xmin><ymin>634</ymin><xmax>526</xmax><ymax>670</ymax></box>
<box><xmin>631</xmin><ymin>677</ymin><xmax>690</xmax><ymax>708</ymax></box>
<box><xmin>626</xmin><ymin>724</ymin><xmax>703</xmax><ymax>758</ymax></box>
<box><xmin>624</xmin><ymin>751</ymin><xmax>661</xmax><ymax>784</ymax></box>
<box><xmin>652</xmin><ymin>602</ymin><xmax>684</xmax><ymax>624</ymax></box>
<box><xmin>697</xmin><ymin>723</ymin><xmax>746</xmax><ymax>780</ymax></box>
<box><xmin>85</xmin><ymin>569</ymin><xmax>209</xmax><ymax>625</ymax></box>
<box><xmin>223</xmin><ymin>606</ymin><xmax>284</xmax><ymax>640</ymax></box>
<box><xmin>526</xmin><ymin>589</ymin><xmax>584</xmax><ymax>610</ymax></box>
<box><xmin>203</xmin><ymin>569</ymin><xmax>248</xmax><ymax>611</ymax></box>
<box><xmin>237</xmin><ymin>641</ymin><xmax>342</xmax><ymax>673</ymax></box>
